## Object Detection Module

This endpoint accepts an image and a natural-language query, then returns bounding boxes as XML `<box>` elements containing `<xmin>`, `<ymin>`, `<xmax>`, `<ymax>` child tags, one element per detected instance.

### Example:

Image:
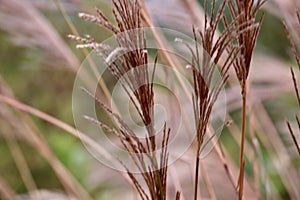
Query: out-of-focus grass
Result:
<box><xmin>0</xmin><ymin>7</ymin><xmax>87</xmax><ymax>194</ymax></box>
<box><xmin>0</xmin><ymin>1</ymin><xmax>117</xmax><ymax>197</ymax></box>
<box><xmin>0</xmin><ymin>1</ymin><xmax>299</xmax><ymax>199</ymax></box>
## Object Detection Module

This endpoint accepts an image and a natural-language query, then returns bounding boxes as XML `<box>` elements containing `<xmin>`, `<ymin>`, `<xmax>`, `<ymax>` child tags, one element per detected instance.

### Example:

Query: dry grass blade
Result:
<box><xmin>291</xmin><ymin>68</ymin><xmax>300</xmax><ymax>107</ymax></box>
<box><xmin>0</xmin><ymin>0</ymin><xmax>79</xmax><ymax>70</ymax></box>
<box><xmin>199</xmin><ymin>162</ymin><xmax>216</xmax><ymax>200</ymax></box>
<box><xmin>267</xmin><ymin>0</ymin><xmax>300</xmax><ymax>50</ymax></box>
<box><xmin>0</xmin><ymin>95</ymin><xmax>98</xmax><ymax>200</ymax></box>
<box><xmin>3</xmin><ymin>134</ymin><xmax>38</xmax><ymax>194</ymax></box>
<box><xmin>0</xmin><ymin>175</ymin><xmax>15</xmax><ymax>200</ymax></box>
<box><xmin>0</xmin><ymin>106</ymin><xmax>38</xmax><ymax>196</ymax></box>
<box><xmin>0</xmin><ymin>77</ymin><xmax>95</xmax><ymax>200</ymax></box>
<box><xmin>286</xmin><ymin>120</ymin><xmax>300</xmax><ymax>156</ymax></box>
<box><xmin>283</xmin><ymin>16</ymin><xmax>300</xmax><ymax>106</ymax></box>
<box><xmin>251</xmin><ymin>103</ymin><xmax>300</xmax><ymax>199</ymax></box>
<box><xmin>282</xmin><ymin>25</ymin><xmax>300</xmax><ymax>70</ymax></box>
<box><xmin>139</xmin><ymin>0</ymin><xmax>194</xmax><ymax>104</ymax></box>
<box><xmin>215</xmin><ymin>142</ymin><xmax>237</xmax><ymax>192</ymax></box>
<box><xmin>54</xmin><ymin>0</ymin><xmax>113</xmax><ymax>108</ymax></box>
<box><xmin>283</xmin><ymin>10</ymin><xmax>300</xmax><ymax>158</ymax></box>
<box><xmin>296</xmin><ymin>115</ymin><xmax>300</xmax><ymax>133</ymax></box>
<box><xmin>180</xmin><ymin>0</ymin><xmax>205</xmax><ymax>30</ymax></box>
<box><xmin>0</xmin><ymin>93</ymin><xmax>113</xmax><ymax>162</ymax></box>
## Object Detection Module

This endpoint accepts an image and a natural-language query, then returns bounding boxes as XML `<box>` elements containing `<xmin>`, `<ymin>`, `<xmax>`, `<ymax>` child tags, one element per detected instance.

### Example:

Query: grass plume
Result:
<box><xmin>71</xmin><ymin>0</ymin><xmax>174</xmax><ymax>199</ymax></box>
<box><xmin>176</xmin><ymin>0</ymin><xmax>244</xmax><ymax>199</ymax></box>
<box><xmin>227</xmin><ymin>1</ymin><xmax>266</xmax><ymax>198</ymax></box>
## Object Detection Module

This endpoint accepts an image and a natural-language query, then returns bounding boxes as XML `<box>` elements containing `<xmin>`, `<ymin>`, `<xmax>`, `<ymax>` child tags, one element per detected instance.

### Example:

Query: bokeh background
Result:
<box><xmin>0</xmin><ymin>0</ymin><xmax>299</xmax><ymax>199</ymax></box>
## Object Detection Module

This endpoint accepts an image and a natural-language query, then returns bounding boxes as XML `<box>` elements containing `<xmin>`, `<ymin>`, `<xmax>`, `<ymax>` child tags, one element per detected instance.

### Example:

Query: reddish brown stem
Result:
<box><xmin>238</xmin><ymin>84</ymin><xmax>247</xmax><ymax>200</ymax></box>
<box><xmin>194</xmin><ymin>143</ymin><xmax>201</xmax><ymax>200</ymax></box>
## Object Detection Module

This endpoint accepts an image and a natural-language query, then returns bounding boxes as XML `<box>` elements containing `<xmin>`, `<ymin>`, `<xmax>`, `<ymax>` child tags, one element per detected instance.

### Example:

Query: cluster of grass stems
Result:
<box><xmin>0</xmin><ymin>0</ymin><xmax>299</xmax><ymax>200</ymax></box>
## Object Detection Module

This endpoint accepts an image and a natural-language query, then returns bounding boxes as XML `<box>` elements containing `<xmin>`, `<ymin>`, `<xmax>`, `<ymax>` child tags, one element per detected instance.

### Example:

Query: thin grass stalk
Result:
<box><xmin>199</xmin><ymin>162</ymin><xmax>217</xmax><ymax>200</ymax></box>
<box><xmin>0</xmin><ymin>78</ymin><xmax>95</xmax><ymax>200</ymax></box>
<box><xmin>175</xmin><ymin>192</ymin><xmax>181</xmax><ymax>200</ymax></box>
<box><xmin>286</xmin><ymin>121</ymin><xmax>300</xmax><ymax>156</ymax></box>
<box><xmin>181</xmin><ymin>0</ymin><xmax>205</xmax><ymax>29</ymax></box>
<box><xmin>226</xmin><ymin>102</ymin><xmax>298</xmax><ymax>199</ymax></box>
<box><xmin>0</xmin><ymin>94</ymin><xmax>112</xmax><ymax>160</ymax></box>
<box><xmin>224</xmin><ymin>112</ymin><xmax>258</xmax><ymax>197</ymax></box>
<box><xmin>283</xmin><ymin>20</ymin><xmax>300</xmax><ymax>106</ymax></box>
<box><xmin>283</xmin><ymin>11</ymin><xmax>300</xmax><ymax>158</ymax></box>
<box><xmin>0</xmin><ymin>0</ymin><xmax>79</xmax><ymax>71</ymax></box>
<box><xmin>238</xmin><ymin>85</ymin><xmax>247</xmax><ymax>199</ymax></box>
<box><xmin>0</xmin><ymin>95</ymin><xmax>105</xmax><ymax>200</ymax></box>
<box><xmin>4</xmin><ymin>135</ymin><xmax>38</xmax><ymax>195</ymax></box>
<box><xmin>215</xmin><ymin>142</ymin><xmax>237</xmax><ymax>192</ymax></box>
<box><xmin>248</xmin><ymin>85</ymin><xmax>260</xmax><ymax>197</ymax></box>
<box><xmin>0</xmin><ymin>175</ymin><xmax>15</xmax><ymax>200</ymax></box>
<box><xmin>168</xmin><ymin>164</ymin><xmax>185</xmax><ymax>200</ymax></box>
<box><xmin>54</xmin><ymin>0</ymin><xmax>112</xmax><ymax>103</ymax></box>
<box><xmin>0</xmin><ymin>108</ymin><xmax>38</xmax><ymax>195</ymax></box>
<box><xmin>139</xmin><ymin>1</ymin><xmax>193</xmax><ymax>102</ymax></box>
<box><xmin>252</xmin><ymin>104</ymin><xmax>300</xmax><ymax>198</ymax></box>
<box><xmin>290</xmin><ymin>68</ymin><xmax>300</xmax><ymax>106</ymax></box>
<box><xmin>194</xmin><ymin>141</ymin><xmax>201</xmax><ymax>200</ymax></box>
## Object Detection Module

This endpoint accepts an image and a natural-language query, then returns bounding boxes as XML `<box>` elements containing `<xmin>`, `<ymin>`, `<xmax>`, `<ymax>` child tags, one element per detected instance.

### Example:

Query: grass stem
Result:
<box><xmin>194</xmin><ymin>142</ymin><xmax>201</xmax><ymax>200</ymax></box>
<box><xmin>238</xmin><ymin>83</ymin><xmax>247</xmax><ymax>200</ymax></box>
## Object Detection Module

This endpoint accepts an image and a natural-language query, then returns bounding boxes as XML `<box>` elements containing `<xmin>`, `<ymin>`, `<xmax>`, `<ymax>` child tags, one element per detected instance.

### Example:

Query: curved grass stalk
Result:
<box><xmin>0</xmin><ymin>77</ymin><xmax>95</xmax><ymax>200</ymax></box>
<box><xmin>0</xmin><ymin>175</ymin><xmax>15</xmax><ymax>200</ymax></box>
<box><xmin>53</xmin><ymin>0</ymin><xmax>112</xmax><ymax>104</ymax></box>
<box><xmin>0</xmin><ymin>106</ymin><xmax>38</xmax><ymax>194</ymax></box>
<box><xmin>0</xmin><ymin>94</ymin><xmax>113</xmax><ymax>161</ymax></box>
